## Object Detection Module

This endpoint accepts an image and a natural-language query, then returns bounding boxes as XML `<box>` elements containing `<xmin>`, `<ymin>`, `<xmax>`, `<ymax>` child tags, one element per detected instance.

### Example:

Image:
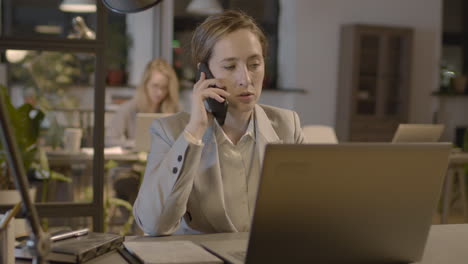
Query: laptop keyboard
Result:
<box><xmin>229</xmin><ymin>250</ymin><xmax>246</xmax><ymax>261</ymax></box>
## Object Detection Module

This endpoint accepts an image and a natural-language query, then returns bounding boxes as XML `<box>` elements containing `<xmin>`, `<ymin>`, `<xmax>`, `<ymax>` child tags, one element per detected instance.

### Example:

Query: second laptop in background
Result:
<box><xmin>134</xmin><ymin>113</ymin><xmax>172</xmax><ymax>152</ymax></box>
<box><xmin>392</xmin><ymin>124</ymin><xmax>444</xmax><ymax>143</ymax></box>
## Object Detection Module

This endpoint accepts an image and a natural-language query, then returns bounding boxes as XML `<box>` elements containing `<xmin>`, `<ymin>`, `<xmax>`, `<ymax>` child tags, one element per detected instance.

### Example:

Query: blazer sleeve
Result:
<box><xmin>133</xmin><ymin>119</ymin><xmax>203</xmax><ymax>236</ymax></box>
<box><xmin>292</xmin><ymin>111</ymin><xmax>305</xmax><ymax>144</ymax></box>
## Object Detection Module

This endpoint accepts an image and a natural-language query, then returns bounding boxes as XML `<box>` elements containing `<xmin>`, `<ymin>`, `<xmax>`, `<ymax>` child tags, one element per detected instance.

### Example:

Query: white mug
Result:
<box><xmin>63</xmin><ymin>128</ymin><xmax>82</xmax><ymax>153</ymax></box>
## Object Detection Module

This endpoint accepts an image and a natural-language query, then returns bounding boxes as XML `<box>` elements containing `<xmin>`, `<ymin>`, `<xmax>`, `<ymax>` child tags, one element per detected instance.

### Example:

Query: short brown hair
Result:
<box><xmin>135</xmin><ymin>58</ymin><xmax>180</xmax><ymax>113</ymax></box>
<box><xmin>191</xmin><ymin>10</ymin><xmax>268</xmax><ymax>65</ymax></box>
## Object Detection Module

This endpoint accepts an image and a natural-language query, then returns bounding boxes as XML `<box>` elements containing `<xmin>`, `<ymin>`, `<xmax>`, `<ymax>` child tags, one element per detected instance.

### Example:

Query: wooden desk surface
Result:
<box><xmin>126</xmin><ymin>231</ymin><xmax>248</xmax><ymax>244</ymax></box>
<box><xmin>124</xmin><ymin>224</ymin><xmax>468</xmax><ymax>264</ymax></box>
<box><xmin>416</xmin><ymin>224</ymin><xmax>468</xmax><ymax>264</ymax></box>
<box><xmin>15</xmin><ymin>224</ymin><xmax>468</xmax><ymax>263</ymax></box>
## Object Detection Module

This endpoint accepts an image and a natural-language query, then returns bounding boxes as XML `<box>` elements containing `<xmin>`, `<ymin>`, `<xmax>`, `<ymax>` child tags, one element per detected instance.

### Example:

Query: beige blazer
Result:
<box><xmin>133</xmin><ymin>104</ymin><xmax>304</xmax><ymax>236</ymax></box>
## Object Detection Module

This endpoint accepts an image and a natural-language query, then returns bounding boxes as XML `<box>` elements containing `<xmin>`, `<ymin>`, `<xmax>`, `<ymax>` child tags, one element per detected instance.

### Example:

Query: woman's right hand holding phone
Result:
<box><xmin>185</xmin><ymin>72</ymin><xmax>230</xmax><ymax>140</ymax></box>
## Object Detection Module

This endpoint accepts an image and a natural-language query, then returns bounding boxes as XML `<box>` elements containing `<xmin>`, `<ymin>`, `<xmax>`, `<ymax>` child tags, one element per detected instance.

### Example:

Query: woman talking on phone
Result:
<box><xmin>133</xmin><ymin>10</ymin><xmax>304</xmax><ymax>236</ymax></box>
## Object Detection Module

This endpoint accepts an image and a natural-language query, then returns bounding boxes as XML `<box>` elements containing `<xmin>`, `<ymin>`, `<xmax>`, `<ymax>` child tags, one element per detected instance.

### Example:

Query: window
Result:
<box><xmin>172</xmin><ymin>0</ymin><xmax>280</xmax><ymax>90</ymax></box>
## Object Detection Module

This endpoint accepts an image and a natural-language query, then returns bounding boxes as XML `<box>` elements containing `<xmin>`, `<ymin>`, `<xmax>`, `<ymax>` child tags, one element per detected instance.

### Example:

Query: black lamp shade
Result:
<box><xmin>102</xmin><ymin>0</ymin><xmax>163</xmax><ymax>13</ymax></box>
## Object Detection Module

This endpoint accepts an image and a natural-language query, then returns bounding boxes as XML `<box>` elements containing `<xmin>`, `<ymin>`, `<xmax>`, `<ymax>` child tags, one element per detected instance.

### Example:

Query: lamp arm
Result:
<box><xmin>0</xmin><ymin>93</ymin><xmax>50</xmax><ymax>264</ymax></box>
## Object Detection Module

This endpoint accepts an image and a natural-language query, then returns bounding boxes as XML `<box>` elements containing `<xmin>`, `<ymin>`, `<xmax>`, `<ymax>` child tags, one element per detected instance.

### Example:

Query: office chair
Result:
<box><xmin>302</xmin><ymin>125</ymin><xmax>338</xmax><ymax>144</ymax></box>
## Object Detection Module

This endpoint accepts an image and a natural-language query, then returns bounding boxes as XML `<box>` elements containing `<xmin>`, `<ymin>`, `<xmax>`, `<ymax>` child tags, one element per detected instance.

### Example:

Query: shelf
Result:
<box><xmin>432</xmin><ymin>91</ymin><xmax>468</xmax><ymax>97</ymax></box>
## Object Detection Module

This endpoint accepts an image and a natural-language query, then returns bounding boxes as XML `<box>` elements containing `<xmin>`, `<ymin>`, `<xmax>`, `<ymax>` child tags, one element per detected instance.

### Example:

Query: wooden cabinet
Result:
<box><xmin>336</xmin><ymin>24</ymin><xmax>413</xmax><ymax>142</ymax></box>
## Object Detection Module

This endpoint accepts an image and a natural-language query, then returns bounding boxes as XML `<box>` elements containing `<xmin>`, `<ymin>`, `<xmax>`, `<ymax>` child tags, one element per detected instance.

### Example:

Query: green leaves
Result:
<box><xmin>0</xmin><ymin>85</ymin><xmax>44</xmax><ymax>171</ymax></box>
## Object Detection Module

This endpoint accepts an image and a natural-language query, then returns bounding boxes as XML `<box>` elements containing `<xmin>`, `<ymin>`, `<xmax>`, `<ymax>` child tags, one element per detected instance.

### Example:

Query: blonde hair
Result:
<box><xmin>135</xmin><ymin>58</ymin><xmax>180</xmax><ymax>113</ymax></box>
<box><xmin>191</xmin><ymin>10</ymin><xmax>268</xmax><ymax>64</ymax></box>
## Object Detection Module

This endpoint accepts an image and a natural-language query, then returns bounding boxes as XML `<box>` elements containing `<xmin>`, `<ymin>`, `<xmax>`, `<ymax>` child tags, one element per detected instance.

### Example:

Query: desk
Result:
<box><xmin>15</xmin><ymin>224</ymin><xmax>468</xmax><ymax>263</ymax></box>
<box><xmin>417</xmin><ymin>224</ymin><xmax>468</xmax><ymax>264</ymax></box>
<box><xmin>47</xmin><ymin>150</ymin><xmax>145</xmax><ymax>166</ymax></box>
<box><xmin>42</xmin><ymin>149</ymin><xmax>146</xmax><ymax>204</ymax></box>
<box><xmin>123</xmin><ymin>225</ymin><xmax>468</xmax><ymax>264</ymax></box>
<box><xmin>441</xmin><ymin>151</ymin><xmax>468</xmax><ymax>224</ymax></box>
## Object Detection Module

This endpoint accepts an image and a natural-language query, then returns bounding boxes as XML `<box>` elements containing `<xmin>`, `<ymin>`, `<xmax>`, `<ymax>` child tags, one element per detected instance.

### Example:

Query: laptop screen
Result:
<box><xmin>246</xmin><ymin>143</ymin><xmax>451</xmax><ymax>263</ymax></box>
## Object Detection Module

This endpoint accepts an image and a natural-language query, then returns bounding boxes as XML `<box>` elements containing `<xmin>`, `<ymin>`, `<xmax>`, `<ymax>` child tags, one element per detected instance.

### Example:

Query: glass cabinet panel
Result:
<box><xmin>357</xmin><ymin>34</ymin><xmax>380</xmax><ymax>115</ymax></box>
<box><xmin>384</xmin><ymin>36</ymin><xmax>405</xmax><ymax>116</ymax></box>
<box><xmin>359</xmin><ymin>35</ymin><xmax>380</xmax><ymax>76</ymax></box>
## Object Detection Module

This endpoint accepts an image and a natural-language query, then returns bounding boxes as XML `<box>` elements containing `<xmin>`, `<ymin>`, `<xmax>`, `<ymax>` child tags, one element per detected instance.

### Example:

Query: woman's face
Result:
<box><xmin>146</xmin><ymin>71</ymin><xmax>169</xmax><ymax>106</ymax></box>
<box><xmin>208</xmin><ymin>29</ymin><xmax>265</xmax><ymax>114</ymax></box>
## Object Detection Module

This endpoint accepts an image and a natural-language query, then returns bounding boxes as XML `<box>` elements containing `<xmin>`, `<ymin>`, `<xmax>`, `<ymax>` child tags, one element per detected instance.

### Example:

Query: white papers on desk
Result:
<box><xmin>123</xmin><ymin>240</ymin><xmax>222</xmax><ymax>264</ymax></box>
<box><xmin>81</xmin><ymin>147</ymin><xmax>124</xmax><ymax>155</ymax></box>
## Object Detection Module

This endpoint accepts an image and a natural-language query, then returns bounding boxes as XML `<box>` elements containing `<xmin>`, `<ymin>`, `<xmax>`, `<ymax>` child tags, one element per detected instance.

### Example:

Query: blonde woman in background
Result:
<box><xmin>107</xmin><ymin>58</ymin><xmax>180</xmax><ymax>148</ymax></box>
<box><xmin>107</xmin><ymin>58</ymin><xmax>180</xmax><ymax>217</ymax></box>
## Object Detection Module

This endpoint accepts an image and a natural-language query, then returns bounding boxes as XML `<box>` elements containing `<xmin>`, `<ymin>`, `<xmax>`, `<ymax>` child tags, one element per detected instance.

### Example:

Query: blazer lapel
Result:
<box><xmin>193</xmin><ymin>125</ymin><xmax>237</xmax><ymax>232</ymax></box>
<box><xmin>255</xmin><ymin>104</ymin><xmax>283</xmax><ymax>165</ymax></box>
<box><xmin>245</xmin><ymin>105</ymin><xmax>283</xmax><ymax>214</ymax></box>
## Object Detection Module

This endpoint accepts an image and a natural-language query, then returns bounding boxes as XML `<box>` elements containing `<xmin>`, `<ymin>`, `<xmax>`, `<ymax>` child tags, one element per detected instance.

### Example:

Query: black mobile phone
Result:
<box><xmin>195</xmin><ymin>63</ymin><xmax>228</xmax><ymax>125</ymax></box>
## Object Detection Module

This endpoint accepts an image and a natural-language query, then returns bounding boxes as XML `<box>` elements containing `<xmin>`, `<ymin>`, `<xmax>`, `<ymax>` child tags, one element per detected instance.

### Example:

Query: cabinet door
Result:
<box><xmin>355</xmin><ymin>33</ymin><xmax>381</xmax><ymax>116</ymax></box>
<box><xmin>354</xmin><ymin>28</ymin><xmax>411</xmax><ymax>121</ymax></box>
<box><xmin>349</xmin><ymin>26</ymin><xmax>412</xmax><ymax>142</ymax></box>
<box><xmin>381</xmin><ymin>34</ymin><xmax>411</xmax><ymax>121</ymax></box>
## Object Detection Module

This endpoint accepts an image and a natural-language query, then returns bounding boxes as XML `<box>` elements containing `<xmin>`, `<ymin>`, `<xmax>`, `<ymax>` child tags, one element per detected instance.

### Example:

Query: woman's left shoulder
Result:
<box><xmin>257</xmin><ymin>104</ymin><xmax>298</xmax><ymax>123</ymax></box>
<box><xmin>256</xmin><ymin>104</ymin><xmax>302</xmax><ymax>142</ymax></box>
<box><xmin>150</xmin><ymin>112</ymin><xmax>191</xmax><ymax>139</ymax></box>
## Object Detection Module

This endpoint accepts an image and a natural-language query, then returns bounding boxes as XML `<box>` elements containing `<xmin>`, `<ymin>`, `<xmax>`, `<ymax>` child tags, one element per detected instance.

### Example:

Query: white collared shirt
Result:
<box><xmin>213</xmin><ymin>116</ymin><xmax>259</xmax><ymax>232</ymax></box>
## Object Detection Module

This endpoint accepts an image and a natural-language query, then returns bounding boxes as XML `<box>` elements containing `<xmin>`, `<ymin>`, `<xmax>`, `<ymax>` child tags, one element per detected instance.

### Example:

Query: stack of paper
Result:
<box><xmin>123</xmin><ymin>240</ymin><xmax>222</xmax><ymax>264</ymax></box>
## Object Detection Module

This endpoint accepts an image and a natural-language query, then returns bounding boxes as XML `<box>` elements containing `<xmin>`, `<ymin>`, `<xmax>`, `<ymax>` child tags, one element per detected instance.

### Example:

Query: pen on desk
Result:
<box><xmin>51</xmin><ymin>228</ymin><xmax>89</xmax><ymax>242</ymax></box>
<box><xmin>0</xmin><ymin>202</ymin><xmax>22</xmax><ymax>230</ymax></box>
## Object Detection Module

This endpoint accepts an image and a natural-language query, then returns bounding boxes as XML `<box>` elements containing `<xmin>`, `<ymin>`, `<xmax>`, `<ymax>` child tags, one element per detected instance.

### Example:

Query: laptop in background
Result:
<box><xmin>134</xmin><ymin>113</ymin><xmax>172</xmax><ymax>152</ymax></box>
<box><xmin>202</xmin><ymin>143</ymin><xmax>451</xmax><ymax>264</ymax></box>
<box><xmin>392</xmin><ymin>124</ymin><xmax>444</xmax><ymax>143</ymax></box>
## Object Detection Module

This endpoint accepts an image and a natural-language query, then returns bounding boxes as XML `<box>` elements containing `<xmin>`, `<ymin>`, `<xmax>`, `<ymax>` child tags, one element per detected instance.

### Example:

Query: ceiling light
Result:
<box><xmin>186</xmin><ymin>0</ymin><xmax>223</xmax><ymax>16</ymax></box>
<box><xmin>60</xmin><ymin>0</ymin><xmax>96</xmax><ymax>13</ymax></box>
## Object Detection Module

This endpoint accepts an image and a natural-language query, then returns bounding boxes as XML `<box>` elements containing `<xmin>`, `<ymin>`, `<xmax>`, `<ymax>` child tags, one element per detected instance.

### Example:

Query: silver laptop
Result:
<box><xmin>392</xmin><ymin>124</ymin><xmax>444</xmax><ymax>143</ymax></box>
<box><xmin>202</xmin><ymin>143</ymin><xmax>451</xmax><ymax>264</ymax></box>
<box><xmin>134</xmin><ymin>113</ymin><xmax>172</xmax><ymax>152</ymax></box>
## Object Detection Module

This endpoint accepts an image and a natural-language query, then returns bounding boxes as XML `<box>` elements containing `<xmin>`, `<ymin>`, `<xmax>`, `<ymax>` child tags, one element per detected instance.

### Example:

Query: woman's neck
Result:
<box><xmin>149</xmin><ymin>101</ymin><xmax>161</xmax><ymax>113</ymax></box>
<box><xmin>222</xmin><ymin>110</ymin><xmax>253</xmax><ymax>145</ymax></box>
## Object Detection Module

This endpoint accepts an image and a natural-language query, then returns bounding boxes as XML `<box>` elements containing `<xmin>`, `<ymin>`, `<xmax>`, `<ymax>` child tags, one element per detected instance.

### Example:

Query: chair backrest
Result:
<box><xmin>0</xmin><ymin>188</ymin><xmax>36</xmax><ymax>205</ymax></box>
<box><xmin>302</xmin><ymin>125</ymin><xmax>338</xmax><ymax>144</ymax></box>
<box><xmin>392</xmin><ymin>124</ymin><xmax>445</xmax><ymax>143</ymax></box>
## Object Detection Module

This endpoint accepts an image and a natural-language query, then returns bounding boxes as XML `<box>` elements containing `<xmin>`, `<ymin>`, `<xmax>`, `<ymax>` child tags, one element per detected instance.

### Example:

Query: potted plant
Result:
<box><xmin>105</xmin><ymin>23</ymin><xmax>132</xmax><ymax>86</ymax></box>
<box><xmin>0</xmin><ymin>86</ymin><xmax>71</xmax><ymax>207</ymax></box>
<box><xmin>9</xmin><ymin>51</ymin><xmax>85</xmax><ymax>149</ymax></box>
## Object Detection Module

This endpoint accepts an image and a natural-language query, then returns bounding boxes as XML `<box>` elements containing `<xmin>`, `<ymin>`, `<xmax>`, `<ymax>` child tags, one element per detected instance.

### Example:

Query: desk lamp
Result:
<box><xmin>102</xmin><ymin>0</ymin><xmax>163</xmax><ymax>14</ymax></box>
<box><xmin>0</xmin><ymin>95</ymin><xmax>50</xmax><ymax>263</ymax></box>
